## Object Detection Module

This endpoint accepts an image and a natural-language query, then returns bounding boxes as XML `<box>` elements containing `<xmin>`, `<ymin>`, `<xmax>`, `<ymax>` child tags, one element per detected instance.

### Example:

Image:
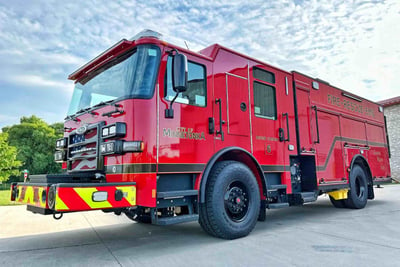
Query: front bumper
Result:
<box><xmin>11</xmin><ymin>180</ymin><xmax>136</xmax><ymax>215</ymax></box>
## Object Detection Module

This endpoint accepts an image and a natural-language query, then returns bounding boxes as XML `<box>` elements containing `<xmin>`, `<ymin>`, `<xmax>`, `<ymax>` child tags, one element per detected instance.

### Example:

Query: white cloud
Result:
<box><xmin>7</xmin><ymin>75</ymin><xmax>72</xmax><ymax>92</ymax></box>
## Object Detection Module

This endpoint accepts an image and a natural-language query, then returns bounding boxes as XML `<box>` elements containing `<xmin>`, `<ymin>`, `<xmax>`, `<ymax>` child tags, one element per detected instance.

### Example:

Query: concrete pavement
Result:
<box><xmin>1</xmin><ymin>185</ymin><xmax>400</xmax><ymax>266</ymax></box>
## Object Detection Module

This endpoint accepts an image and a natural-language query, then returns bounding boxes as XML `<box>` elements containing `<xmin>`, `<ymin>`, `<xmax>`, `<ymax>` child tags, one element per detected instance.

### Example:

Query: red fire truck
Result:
<box><xmin>11</xmin><ymin>30</ymin><xmax>391</xmax><ymax>239</ymax></box>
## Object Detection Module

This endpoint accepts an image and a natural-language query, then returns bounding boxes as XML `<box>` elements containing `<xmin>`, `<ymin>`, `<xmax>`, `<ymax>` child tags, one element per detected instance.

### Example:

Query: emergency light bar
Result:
<box><xmin>130</xmin><ymin>29</ymin><xmax>162</xmax><ymax>41</ymax></box>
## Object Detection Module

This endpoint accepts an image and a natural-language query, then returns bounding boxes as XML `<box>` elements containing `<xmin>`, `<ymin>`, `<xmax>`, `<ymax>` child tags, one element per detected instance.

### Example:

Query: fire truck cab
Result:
<box><xmin>11</xmin><ymin>30</ymin><xmax>391</xmax><ymax>239</ymax></box>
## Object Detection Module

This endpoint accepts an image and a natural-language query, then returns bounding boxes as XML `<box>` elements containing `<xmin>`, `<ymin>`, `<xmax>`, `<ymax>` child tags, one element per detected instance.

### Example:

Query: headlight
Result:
<box><xmin>109</xmin><ymin>125</ymin><xmax>116</xmax><ymax>135</ymax></box>
<box><xmin>100</xmin><ymin>140</ymin><xmax>143</xmax><ymax>155</ymax></box>
<box><xmin>54</xmin><ymin>150</ymin><xmax>66</xmax><ymax>162</ymax></box>
<box><xmin>100</xmin><ymin>140</ymin><xmax>123</xmax><ymax>155</ymax></box>
<box><xmin>102</xmin><ymin>127</ymin><xmax>109</xmax><ymax>137</ymax></box>
<box><xmin>101</xmin><ymin>122</ymin><xmax>126</xmax><ymax>139</ymax></box>
<box><xmin>55</xmin><ymin>137</ymin><xmax>68</xmax><ymax>150</ymax></box>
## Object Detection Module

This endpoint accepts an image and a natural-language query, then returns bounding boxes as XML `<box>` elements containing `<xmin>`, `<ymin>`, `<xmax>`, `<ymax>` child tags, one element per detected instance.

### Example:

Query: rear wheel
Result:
<box><xmin>199</xmin><ymin>160</ymin><xmax>260</xmax><ymax>239</ymax></box>
<box><xmin>345</xmin><ymin>165</ymin><xmax>368</xmax><ymax>209</ymax></box>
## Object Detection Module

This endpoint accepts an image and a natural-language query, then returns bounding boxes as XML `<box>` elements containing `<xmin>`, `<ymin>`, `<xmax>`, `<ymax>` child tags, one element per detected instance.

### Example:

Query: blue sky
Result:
<box><xmin>0</xmin><ymin>0</ymin><xmax>399</xmax><ymax>129</ymax></box>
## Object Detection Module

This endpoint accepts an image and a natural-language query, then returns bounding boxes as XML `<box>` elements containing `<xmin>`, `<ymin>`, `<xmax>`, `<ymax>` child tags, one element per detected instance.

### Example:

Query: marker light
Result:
<box><xmin>101</xmin><ymin>123</ymin><xmax>126</xmax><ymax>139</ymax></box>
<box><xmin>92</xmin><ymin>191</ymin><xmax>108</xmax><ymax>202</ymax></box>
<box><xmin>55</xmin><ymin>137</ymin><xmax>68</xmax><ymax>150</ymax></box>
<box><xmin>54</xmin><ymin>151</ymin><xmax>66</xmax><ymax>162</ymax></box>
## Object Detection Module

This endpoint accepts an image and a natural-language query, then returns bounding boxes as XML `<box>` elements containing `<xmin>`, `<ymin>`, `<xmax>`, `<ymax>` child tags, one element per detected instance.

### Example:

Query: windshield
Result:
<box><xmin>67</xmin><ymin>44</ymin><xmax>161</xmax><ymax>115</ymax></box>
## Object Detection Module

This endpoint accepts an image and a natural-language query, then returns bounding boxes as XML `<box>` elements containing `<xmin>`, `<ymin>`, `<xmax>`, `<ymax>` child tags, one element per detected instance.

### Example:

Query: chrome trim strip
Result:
<box><xmin>285</xmin><ymin>76</ymin><xmax>289</xmax><ymax>95</ymax></box>
<box><xmin>248</xmin><ymin>62</ymin><xmax>253</xmax><ymax>153</ymax></box>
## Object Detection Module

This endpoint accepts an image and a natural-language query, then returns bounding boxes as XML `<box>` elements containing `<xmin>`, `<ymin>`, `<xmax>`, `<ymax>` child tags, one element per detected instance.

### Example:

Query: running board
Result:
<box><xmin>300</xmin><ymin>192</ymin><xmax>318</xmax><ymax>203</ymax></box>
<box><xmin>155</xmin><ymin>214</ymin><xmax>199</xmax><ymax>225</ymax></box>
<box><xmin>288</xmin><ymin>192</ymin><xmax>318</xmax><ymax>205</ymax></box>
<box><xmin>157</xmin><ymin>190</ymin><xmax>198</xmax><ymax>199</ymax></box>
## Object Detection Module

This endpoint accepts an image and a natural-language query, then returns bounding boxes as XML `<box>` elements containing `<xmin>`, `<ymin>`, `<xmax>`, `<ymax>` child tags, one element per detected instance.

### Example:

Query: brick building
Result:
<box><xmin>378</xmin><ymin>96</ymin><xmax>400</xmax><ymax>180</ymax></box>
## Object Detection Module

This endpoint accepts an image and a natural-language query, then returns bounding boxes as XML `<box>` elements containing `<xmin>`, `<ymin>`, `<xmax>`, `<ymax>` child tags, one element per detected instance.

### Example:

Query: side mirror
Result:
<box><xmin>165</xmin><ymin>52</ymin><xmax>188</xmax><ymax>119</ymax></box>
<box><xmin>172</xmin><ymin>53</ymin><xmax>188</xmax><ymax>93</ymax></box>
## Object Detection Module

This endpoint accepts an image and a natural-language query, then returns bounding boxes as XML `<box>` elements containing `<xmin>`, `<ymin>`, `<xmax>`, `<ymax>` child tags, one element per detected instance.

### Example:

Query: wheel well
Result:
<box><xmin>199</xmin><ymin>147</ymin><xmax>265</xmax><ymax>203</ymax></box>
<box><xmin>350</xmin><ymin>154</ymin><xmax>374</xmax><ymax>198</ymax></box>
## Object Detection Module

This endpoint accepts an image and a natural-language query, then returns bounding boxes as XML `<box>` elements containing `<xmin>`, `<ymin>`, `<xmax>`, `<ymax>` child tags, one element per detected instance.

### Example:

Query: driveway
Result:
<box><xmin>1</xmin><ymin>185</ymin><xmax>399</xmax><ymax>266</ymax></box>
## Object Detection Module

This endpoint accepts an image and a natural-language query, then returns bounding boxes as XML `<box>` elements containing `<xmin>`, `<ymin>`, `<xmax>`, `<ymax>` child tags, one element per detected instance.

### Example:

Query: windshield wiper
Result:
<box><xmin>76</xmin><ymin>107</ymin><xmax>92</xmax><ymax>115</ymax></box>
<box><xmin>64</xmin><ymin>114</ymin><xmax>81</xmax><ymax>122</ymax></box>
<box><xmin>65</xmin><ymin>100</ymin><xmax>116</xmax><ymax>121</ymax></box>
<box><xmin>92</xmin><ymin>99</ymin><xmax>115</xmax><ymax>108</ymax></box>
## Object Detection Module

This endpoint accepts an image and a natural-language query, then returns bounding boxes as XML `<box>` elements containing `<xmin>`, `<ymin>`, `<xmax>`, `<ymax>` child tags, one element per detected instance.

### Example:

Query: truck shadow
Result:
<box><xmin>0</xmin><ymin>197</ymin><xmax>391</xmax><ymax>264</ymax></box>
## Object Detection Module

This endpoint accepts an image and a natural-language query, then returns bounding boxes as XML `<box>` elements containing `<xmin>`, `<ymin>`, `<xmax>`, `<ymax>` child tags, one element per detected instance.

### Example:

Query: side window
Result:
<box><xmin>165</xmin><ymin>56</ymin><xmax>207</xmax><ymax>107</ymax></box>
<box><xmin>253</xmin><ymin>66</ymin><xmax>277</xmax><ymax>120</ymax></box>
<box><xmin>253</xmin><ymin>81</ymin><xmax>277</xmax><ymax>120</ymax></box>
<box><xmin>253</xmin><ymin>67</ymin><xmax>275</xmax><ymax>84</ymax></box>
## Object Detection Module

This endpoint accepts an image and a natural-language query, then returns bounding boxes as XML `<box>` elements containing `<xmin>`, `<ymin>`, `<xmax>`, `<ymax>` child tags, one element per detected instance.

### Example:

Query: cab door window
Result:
<box><xmin>165</xmin><ymin>56</ymin><xmax>207</xmax><ymax>107</ymax></box>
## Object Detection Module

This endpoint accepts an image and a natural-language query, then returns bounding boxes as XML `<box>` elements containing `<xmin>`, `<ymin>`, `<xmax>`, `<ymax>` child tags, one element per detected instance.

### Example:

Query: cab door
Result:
<box><xmin>158</xmin><ymin>49</ymin><xmax>214</xmax><ymax>170</ymax></box>
<box><xmin>250</xmin><ymin>66</ymin><xmax>297</xmax><ymax>190</ymax></box>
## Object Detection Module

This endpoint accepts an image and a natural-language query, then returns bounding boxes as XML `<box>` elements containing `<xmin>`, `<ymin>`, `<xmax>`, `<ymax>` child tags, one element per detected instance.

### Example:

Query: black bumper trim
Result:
<box><xmin>27</xmin><ymin>205</ymin><xmax>53</xmax><ymax>215</ymax></box>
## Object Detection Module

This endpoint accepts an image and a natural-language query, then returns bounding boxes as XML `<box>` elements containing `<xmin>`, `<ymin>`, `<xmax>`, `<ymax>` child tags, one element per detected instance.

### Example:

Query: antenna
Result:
<box><xmin>184</xmin><ymin>41</ymin><xmax>189</xmax><ymax>50</ymax></box>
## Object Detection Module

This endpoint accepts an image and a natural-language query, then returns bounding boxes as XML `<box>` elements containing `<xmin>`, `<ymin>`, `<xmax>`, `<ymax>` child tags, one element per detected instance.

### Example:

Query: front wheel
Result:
<box><xmin>199</xmin><ymin>160</ymin><xmax>260</xmax><ymax>239</ymax></box>
<box><xmin>345</xmin><ymin>165</ymin><xmax>368</xmax><ymax>209</ymax></box>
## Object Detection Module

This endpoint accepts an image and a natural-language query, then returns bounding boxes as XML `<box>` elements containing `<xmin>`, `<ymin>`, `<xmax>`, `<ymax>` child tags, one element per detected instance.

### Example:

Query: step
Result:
<box><xmin>157</xmin><ymin>190</ymin><xmax>198</xmax><ymax>199</ymax></box>
<box><xmin>268</xmin><ymin>203</ymin><xmax>289</xmax><ymax>209</ymax></box>
<box><xmin>268</xmin><ymin>184</ymin><xmax>287</xmax><ymax>190</ymax></box>
<box><xmin>300</xmin><ymin>192</ymin><xmax>318</xmax><ymax>203</ymax></box>
<box><xmin>155</xmin><ymin>214</ymin><xmax>199</xmax><ymax>225</ymax></box>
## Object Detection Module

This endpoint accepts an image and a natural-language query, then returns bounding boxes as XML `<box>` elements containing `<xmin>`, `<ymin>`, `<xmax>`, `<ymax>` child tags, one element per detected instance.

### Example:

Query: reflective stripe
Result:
<box><xmin>73</xmin><ymin>187</ymin><xmax>113</xmax><ymax>209</ymax></box>
<box><xmin>18</xmin><ymin>183</ymin><xmax>136</xmax><ymax>212</ymax></box>
<box><xmin>22</xmin><ymin>186</ymin><xmax>34</xmax><ymax>204</ymax></box>
<box><xmin>55</xmin><ymin>193</ymin><xmax>69</xmax><ymax>211</ymax></box>
<box><xmin>17</xmin><ymin>185</ymin><xmax>47</xmax><ymax>208</ymax></box>
<box><xmin>116</xmin><ymin>186</ymin><xmax>136</xmax><ymax>206</ymax></box>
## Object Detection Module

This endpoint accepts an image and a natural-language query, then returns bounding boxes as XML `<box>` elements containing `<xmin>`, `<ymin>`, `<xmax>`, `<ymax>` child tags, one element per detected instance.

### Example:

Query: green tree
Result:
<box><xmin>51</xmin><ymin>122</ymin><xmax>64</xmax><ymax>136</ymax></box>
<box><xmin>0</xmin><ymin>132</ymin><xmax>22</xmax><ymax>182</ymax></box>
<box><xmin>3</xmin><ymin>115</ymin><xmax>63</xmax><ymax>176</ymax></box>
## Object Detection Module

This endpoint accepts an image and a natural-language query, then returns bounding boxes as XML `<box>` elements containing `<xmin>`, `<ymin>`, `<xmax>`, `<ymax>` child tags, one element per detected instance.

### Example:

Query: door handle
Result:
<box><xmin>215</xmin><ymin>98</ymin><xmax>225</xmax><ymax>141</ymax></box>
<box><xmin>313</xmin><ymin>106</ymin><xmax>320</xmax><ymax>144</ymax></box>
<box><xmin>279</xmin><ymin>113</ymin><xmax>290</xmax><ymax>142</ymax></box>
<box><xmin>283</xmin><ymin>112</ymin><xmax>290</xmax><ymax>141</ymax></box>
<box><xmin>208</xmin><ymin>117</ymin><xmax>215</xmax><ymax>134</ymax></box>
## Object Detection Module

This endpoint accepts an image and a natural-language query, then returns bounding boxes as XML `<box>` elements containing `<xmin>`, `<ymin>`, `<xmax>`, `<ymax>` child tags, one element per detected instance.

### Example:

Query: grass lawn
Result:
<box><xmin>0</xmin><ymin>190</ymin><xmax>20</xmax><ymax>206</ymax></box>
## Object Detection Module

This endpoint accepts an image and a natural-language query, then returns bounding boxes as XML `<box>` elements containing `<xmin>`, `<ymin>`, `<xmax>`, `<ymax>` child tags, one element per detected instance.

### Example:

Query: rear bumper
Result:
<box><xmin>11</xmin><ymin>181</ymin><xmax>136</xmax><ymax>214</ymax></box>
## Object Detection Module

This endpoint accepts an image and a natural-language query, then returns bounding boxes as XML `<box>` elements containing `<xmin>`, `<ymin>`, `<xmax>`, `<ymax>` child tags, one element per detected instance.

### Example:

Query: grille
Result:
<box><xmin>67</xmin><ymin>122</ymin><xmax>104</xmax><ymax>172</ymax></box>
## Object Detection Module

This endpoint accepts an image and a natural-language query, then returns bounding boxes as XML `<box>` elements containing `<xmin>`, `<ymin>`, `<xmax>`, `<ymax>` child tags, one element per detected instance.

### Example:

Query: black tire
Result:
<box><xmin>329</xmin><ymin>195</ymin><xmax>346</xmax><ymax>208</ymax></box>
<box><xmin>345</xmin><ymin>165</ymin><xmax>368</xmax><ymax>209</ymax></box>
<box><xmin>198</xmin><ymin>203</ymin><xmax>217</xmax><ymax>237</ymax></box>
<box><xmin>200</xmin><ymin>160</ymin><xmax>260</xmax><ymax>239</ymax></box>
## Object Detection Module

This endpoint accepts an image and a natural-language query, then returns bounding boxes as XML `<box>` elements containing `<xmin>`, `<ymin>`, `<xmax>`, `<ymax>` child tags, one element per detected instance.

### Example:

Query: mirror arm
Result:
<box><xmin>165</xmin><ymin>92</ymin><xmax>179</xmax><ymax>119</ymax></box>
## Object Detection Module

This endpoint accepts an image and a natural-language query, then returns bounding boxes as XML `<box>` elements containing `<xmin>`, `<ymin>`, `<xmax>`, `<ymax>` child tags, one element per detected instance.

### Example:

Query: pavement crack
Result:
<box><xmin>0</xmin><ymin>242</ymin><xmax>100</xmax><ymax>254</ymax></box>
<box><xmin>83</xmin><ymin>214</ymin><xmax>123</xmax><ymax>267</ymax></box>
<box><xmin>305</xmin><ymin>228</ymin><xmax>400</xmax><ymax>250</ymax></box>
